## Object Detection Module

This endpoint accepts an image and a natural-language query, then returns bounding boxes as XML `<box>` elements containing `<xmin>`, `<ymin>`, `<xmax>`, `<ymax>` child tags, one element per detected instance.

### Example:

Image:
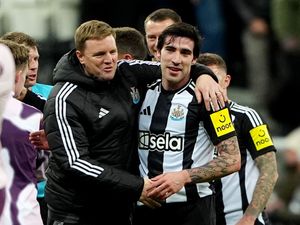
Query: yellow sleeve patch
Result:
<box><xmin>210</xmin><ymin>108</ymin><xmax>235</xmax><ymax>137</ymax></box>
<box><xmin>250</xmin><ymin>124</ymin><xmax>273</xmax><ymax>151</ymax></box>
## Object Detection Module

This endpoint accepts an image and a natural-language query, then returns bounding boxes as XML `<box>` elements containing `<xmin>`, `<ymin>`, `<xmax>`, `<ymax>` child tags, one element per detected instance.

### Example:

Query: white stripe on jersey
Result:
<box><xmin>117</xmin><ymin>59</ymin><xmax>160</xmax><ymax>66</ymax></box>
<box><xmin>55</xmin><ymin>82</ymin><xmax>104</xmax><ymax>177</ymax></box>
<box><xmin>138</xmin><ymin>80</ymin><xmax>214</xmax><ymax>203</ymax></box>
<box><xmin>231</xmin><ymin>103</ymin><xmax>263</xmax><ymax>126</ymax></box>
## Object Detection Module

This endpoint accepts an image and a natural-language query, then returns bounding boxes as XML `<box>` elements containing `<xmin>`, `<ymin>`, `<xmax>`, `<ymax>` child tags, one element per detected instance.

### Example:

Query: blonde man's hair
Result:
<box><xmin>75</xmin><ymin>20</ymin><xmax>115</xmax><ymax>51</ymax></box>
<box><xmin>1</xmin><ymin>31</ymin><xmax>38</xmax><ymax>49</ymax></box>
<box><xmin>197</xmin><ymin>53</ymin><xmax>227</xmax><ymax>73</ymax></box>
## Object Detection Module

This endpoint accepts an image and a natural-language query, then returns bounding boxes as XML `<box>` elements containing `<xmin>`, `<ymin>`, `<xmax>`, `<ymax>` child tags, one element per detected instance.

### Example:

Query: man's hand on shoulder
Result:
<box><xmin>195</xmin><ymin>75</ymin><xmax>227</xmax><ymax>111</ymax></box>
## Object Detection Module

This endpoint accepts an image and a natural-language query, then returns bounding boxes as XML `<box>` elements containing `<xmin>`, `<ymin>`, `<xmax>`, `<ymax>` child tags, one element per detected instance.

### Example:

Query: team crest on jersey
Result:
<box><xmin>130</xmin><ymin>87</ymin><xmax>140</xmax><ymax>104</ymax></box>
<box><xmin>170</xmin><ymin>104</ymin><xmax>185</xmax><ymax>121</ymax></box>
<box><xmin>250</xmin><ymin>124</ymin><xmax>273</xmax><ymax>151</ymax></box>
<box><xmin>210</xmin><ymin>108</ymin><xmax>235</xmax><ymax>137</ymax></box>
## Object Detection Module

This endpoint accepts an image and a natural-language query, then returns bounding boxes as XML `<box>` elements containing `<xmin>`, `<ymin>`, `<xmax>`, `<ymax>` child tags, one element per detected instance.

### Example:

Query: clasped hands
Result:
<box><xmin>139</xmin><ymin>170</ymin><xmax>191</xmax><ymax>209</ymax></box>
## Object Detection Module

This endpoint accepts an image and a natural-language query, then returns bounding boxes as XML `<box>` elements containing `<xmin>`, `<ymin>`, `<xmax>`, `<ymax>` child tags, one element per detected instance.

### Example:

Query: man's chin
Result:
<box><xmin>102</xmin><ymin>74</ymin><xmax>115</xmax><ymax>81</ymax></box>
<box><xmin>94</xmin><ymin>73</ymin><xmax>115</xmax><ymax>81</ymax></box>
<box><xmin>25</xmin><ymin>82</ymin><xmax>36</xmax><ymax>89</ymax></box>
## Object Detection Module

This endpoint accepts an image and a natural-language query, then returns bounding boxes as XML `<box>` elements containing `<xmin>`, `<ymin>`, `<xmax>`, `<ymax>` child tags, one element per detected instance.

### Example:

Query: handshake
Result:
<box><xmin>139</xmin><ymin>171</ymin><xmax>191</xmax><ymax>208</ymax></box>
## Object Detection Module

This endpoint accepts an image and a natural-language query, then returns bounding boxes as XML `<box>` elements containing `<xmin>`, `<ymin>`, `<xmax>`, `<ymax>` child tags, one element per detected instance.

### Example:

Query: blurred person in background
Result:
<box><xmin>80</xmin><ymin>0</ymin><xmax>143</xmax><ymax>29</ymax></box>
<box><xmin>144</xmin><ymin>8</ymin><xmax>182</xmax><ymax>61</ymax></box>
<box><xmin>267</xmin><ymin>127</ymin><xmax>300</xmax><ymax>225</ymax></box>
<box><xmin>0</xmin><ymin>43</ymin><xmax>15</xmax><ymax>220</ymax></box>
<box><xmin>230</xmin><ymin>0</ymin><xmax>273</xmax><ymax>112</ymax></box>
<box><xmin>1</xmin><ymin>32</ymin><xmax>49</xmax><ymax>110</ymax></box>
<box><xmin>191</xmin><ymin>0</ymin><xmax>227</xmax><ymax>58</ymax></box>
<box><xmin>114</xmin><ymin>27</ymin><xmax>148</xmax><ymax>60</ymax></box>
<box><xmin>114</xmin><ymin>26</ymin><xmax>149</xmax><ymax>121</ymax></box>
<box><xmin>1</xmin><ymin>31</ymin><xmax>51</xmax><ymax>225</ymax></box>
<box><xmin>198</xmin><ymin>53</ymin><xmax>278</xmax><ymax>225</ymax></box>
<box><xmin>0</xmin><ymin>39</ymin><xmax>43</xmax><ymax>225</ymax></box>
<box><xmin>267</xmin><ymin>0</ymin><xmax>300</xmax><ymax>135</ymax></box>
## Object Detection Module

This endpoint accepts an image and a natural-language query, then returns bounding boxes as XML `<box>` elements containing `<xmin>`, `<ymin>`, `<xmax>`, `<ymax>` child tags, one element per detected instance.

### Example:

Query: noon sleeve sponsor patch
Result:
<box><xmin>250</xmin><ymin>124</ymin><xmax>273</xmax><ymax>151</ymax></box>
<box><xmin>210</xmin><ymin>108</ymin><xmax>235</xmax><ymax>137</ymax></box>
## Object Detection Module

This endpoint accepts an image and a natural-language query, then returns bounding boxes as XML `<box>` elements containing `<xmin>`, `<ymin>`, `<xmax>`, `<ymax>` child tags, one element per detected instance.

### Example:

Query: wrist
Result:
<box><xmin>242</xmin><ymin>212</ymin><xmax>256</xmax><ymax>223</ymax></box>
<box><xmin>182</xmin><ymin>170</ymin><xmax>192</xmax><ymax>184</ymax></box>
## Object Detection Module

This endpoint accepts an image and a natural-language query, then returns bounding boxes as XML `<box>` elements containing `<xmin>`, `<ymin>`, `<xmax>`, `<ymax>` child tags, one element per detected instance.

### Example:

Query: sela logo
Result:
<box><xmin>139</xmin><ymin>131</ymin><xmax>183</xmax><ymax>152</ymax></box>
<box><xmin>250</xmin><ymin>124</ymin><xmax>273</xmax><ymax>151</ymax></box>
<box><xmin>98</xmin><ymin>107</ymin><xmax>109</xmax><ymax>118</ymax></box>
<box><xmin>210</xmin><ymin>108</ymin><xmax>235</xmax><ymax>137</ymax></box>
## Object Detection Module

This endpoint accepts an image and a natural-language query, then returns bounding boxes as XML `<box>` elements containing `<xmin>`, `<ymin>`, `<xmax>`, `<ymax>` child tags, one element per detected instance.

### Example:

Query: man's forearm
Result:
<box><xmin>187</xmin><ymin>136</ymin><xmax>241</xmax><ymax>183</ymax></box>
<box><xmin>244</xmin><ymin>152</ymin><xmax>278</xmax><ymax>218</ymax></box>
<box><xmin>190</xmin><ymin>63</ymin><xmax>218</xmax><ymax>82</ymax></box>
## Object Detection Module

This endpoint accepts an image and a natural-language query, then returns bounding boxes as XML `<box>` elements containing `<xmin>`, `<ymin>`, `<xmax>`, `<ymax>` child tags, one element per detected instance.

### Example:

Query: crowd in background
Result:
<box><xmin>79</xmin><ymin>0</ymin><xmax>300</xmax><ymax>137</ymax></box>
<box><xmin>6</xmin><ymin>0</ymin><xmax>296</xmax><ymax>137</ymax></box>
<box><xmin>1</xmin><ymin>0</ymin><xmax>300</xmax><ymax>225</ymax></box>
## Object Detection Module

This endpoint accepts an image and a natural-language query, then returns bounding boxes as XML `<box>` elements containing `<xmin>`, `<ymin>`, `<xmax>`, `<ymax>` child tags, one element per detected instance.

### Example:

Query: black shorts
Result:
<box><xmin>133</xmin><ymin>195</ymin><xmax>216</xmax><ymax>225</ymax></box>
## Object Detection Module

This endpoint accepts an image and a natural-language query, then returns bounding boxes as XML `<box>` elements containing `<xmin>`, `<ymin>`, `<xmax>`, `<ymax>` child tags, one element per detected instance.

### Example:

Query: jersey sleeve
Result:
<box><xmin>190</xmin><ymin>63</ymin><xmax>218</xmax><ymax>82</ymax></box>
<box><xmin>117</xmin><ymin>59</ymin><xmax>161</xmax><ymax>86</ymax></box>
<box><xmin>117</xmin><ymin>60</ymin><xmax>218</xmax><ymax>87</ymax></box>
<box><xmin>203</xmin><ymin>105</ymin><xmax>237</xmax><ymax>145</ymax></box>
<box><xmin>240</xmin><ymin>109</ymin><xmax>276</xmax><ymax>159</ymax></box>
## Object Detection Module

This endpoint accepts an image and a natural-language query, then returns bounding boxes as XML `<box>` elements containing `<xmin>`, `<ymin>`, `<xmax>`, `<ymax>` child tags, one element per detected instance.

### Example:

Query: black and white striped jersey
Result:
<box><xmin>138</xmin><ymin>79</ymin><xmax>236</xmax><ymax>203</ymax></box>
<box><xmin>215</xmin><ymin>101</ymin><xmax>276</xmax><ymax>225</ymax></box>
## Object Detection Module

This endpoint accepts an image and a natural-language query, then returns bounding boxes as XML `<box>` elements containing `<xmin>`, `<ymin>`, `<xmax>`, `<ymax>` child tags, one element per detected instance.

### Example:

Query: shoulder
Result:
<box><xmin>46</xmin><ymin>82</ymin><xmax>80</xmax><ymax>110</ymax></box>
<box><xmin>53</xmin><ymin>82</ymin><xmax>78</xmax><ymax>97</ymax></box>
<box><xmin>32</xmin><ymin>83</ymin><xmax>53</xmax><ymax>99</ymax></box>
<box><xmin>4</xmin><ymin>97</ymin><xmax>42</xmax><ymax>129</ymax></box>
<box><xmin>118</xmin><ymin>59</ymin><xmax>160</xmax><ymax>66</ymax></box>
<box><xmin>147</xmin><ymin>79</ymin><xmax>161</xmax><ymax>90</ymax></box>
<box><xmin>230</xmin><ymin>101</ymin><xmax>263</xmax><ymax>125</ymax></box>
<box><xmin>6</xmin><ymin>97</ymin><xmax>41</xmax><ymax>114</ymax></box>
<box><xmin>117</xmin><ymin>59</ymin><xmax>160</xmax><ymax>74</ymax></box>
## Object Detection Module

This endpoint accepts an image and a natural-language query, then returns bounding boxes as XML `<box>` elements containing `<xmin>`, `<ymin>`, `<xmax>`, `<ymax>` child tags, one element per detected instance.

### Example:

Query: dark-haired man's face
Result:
<box><xmin>158</xmin><ymin>36</ymin><xmax>196</xmax><ymax>90</ymax></box>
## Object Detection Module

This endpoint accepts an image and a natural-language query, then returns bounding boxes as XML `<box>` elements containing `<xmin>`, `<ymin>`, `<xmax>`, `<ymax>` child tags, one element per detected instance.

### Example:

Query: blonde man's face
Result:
<box><xmin>76</xmin><ymin>35</ymin><xmax>118</xmax><ymax>81</ymax></box>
